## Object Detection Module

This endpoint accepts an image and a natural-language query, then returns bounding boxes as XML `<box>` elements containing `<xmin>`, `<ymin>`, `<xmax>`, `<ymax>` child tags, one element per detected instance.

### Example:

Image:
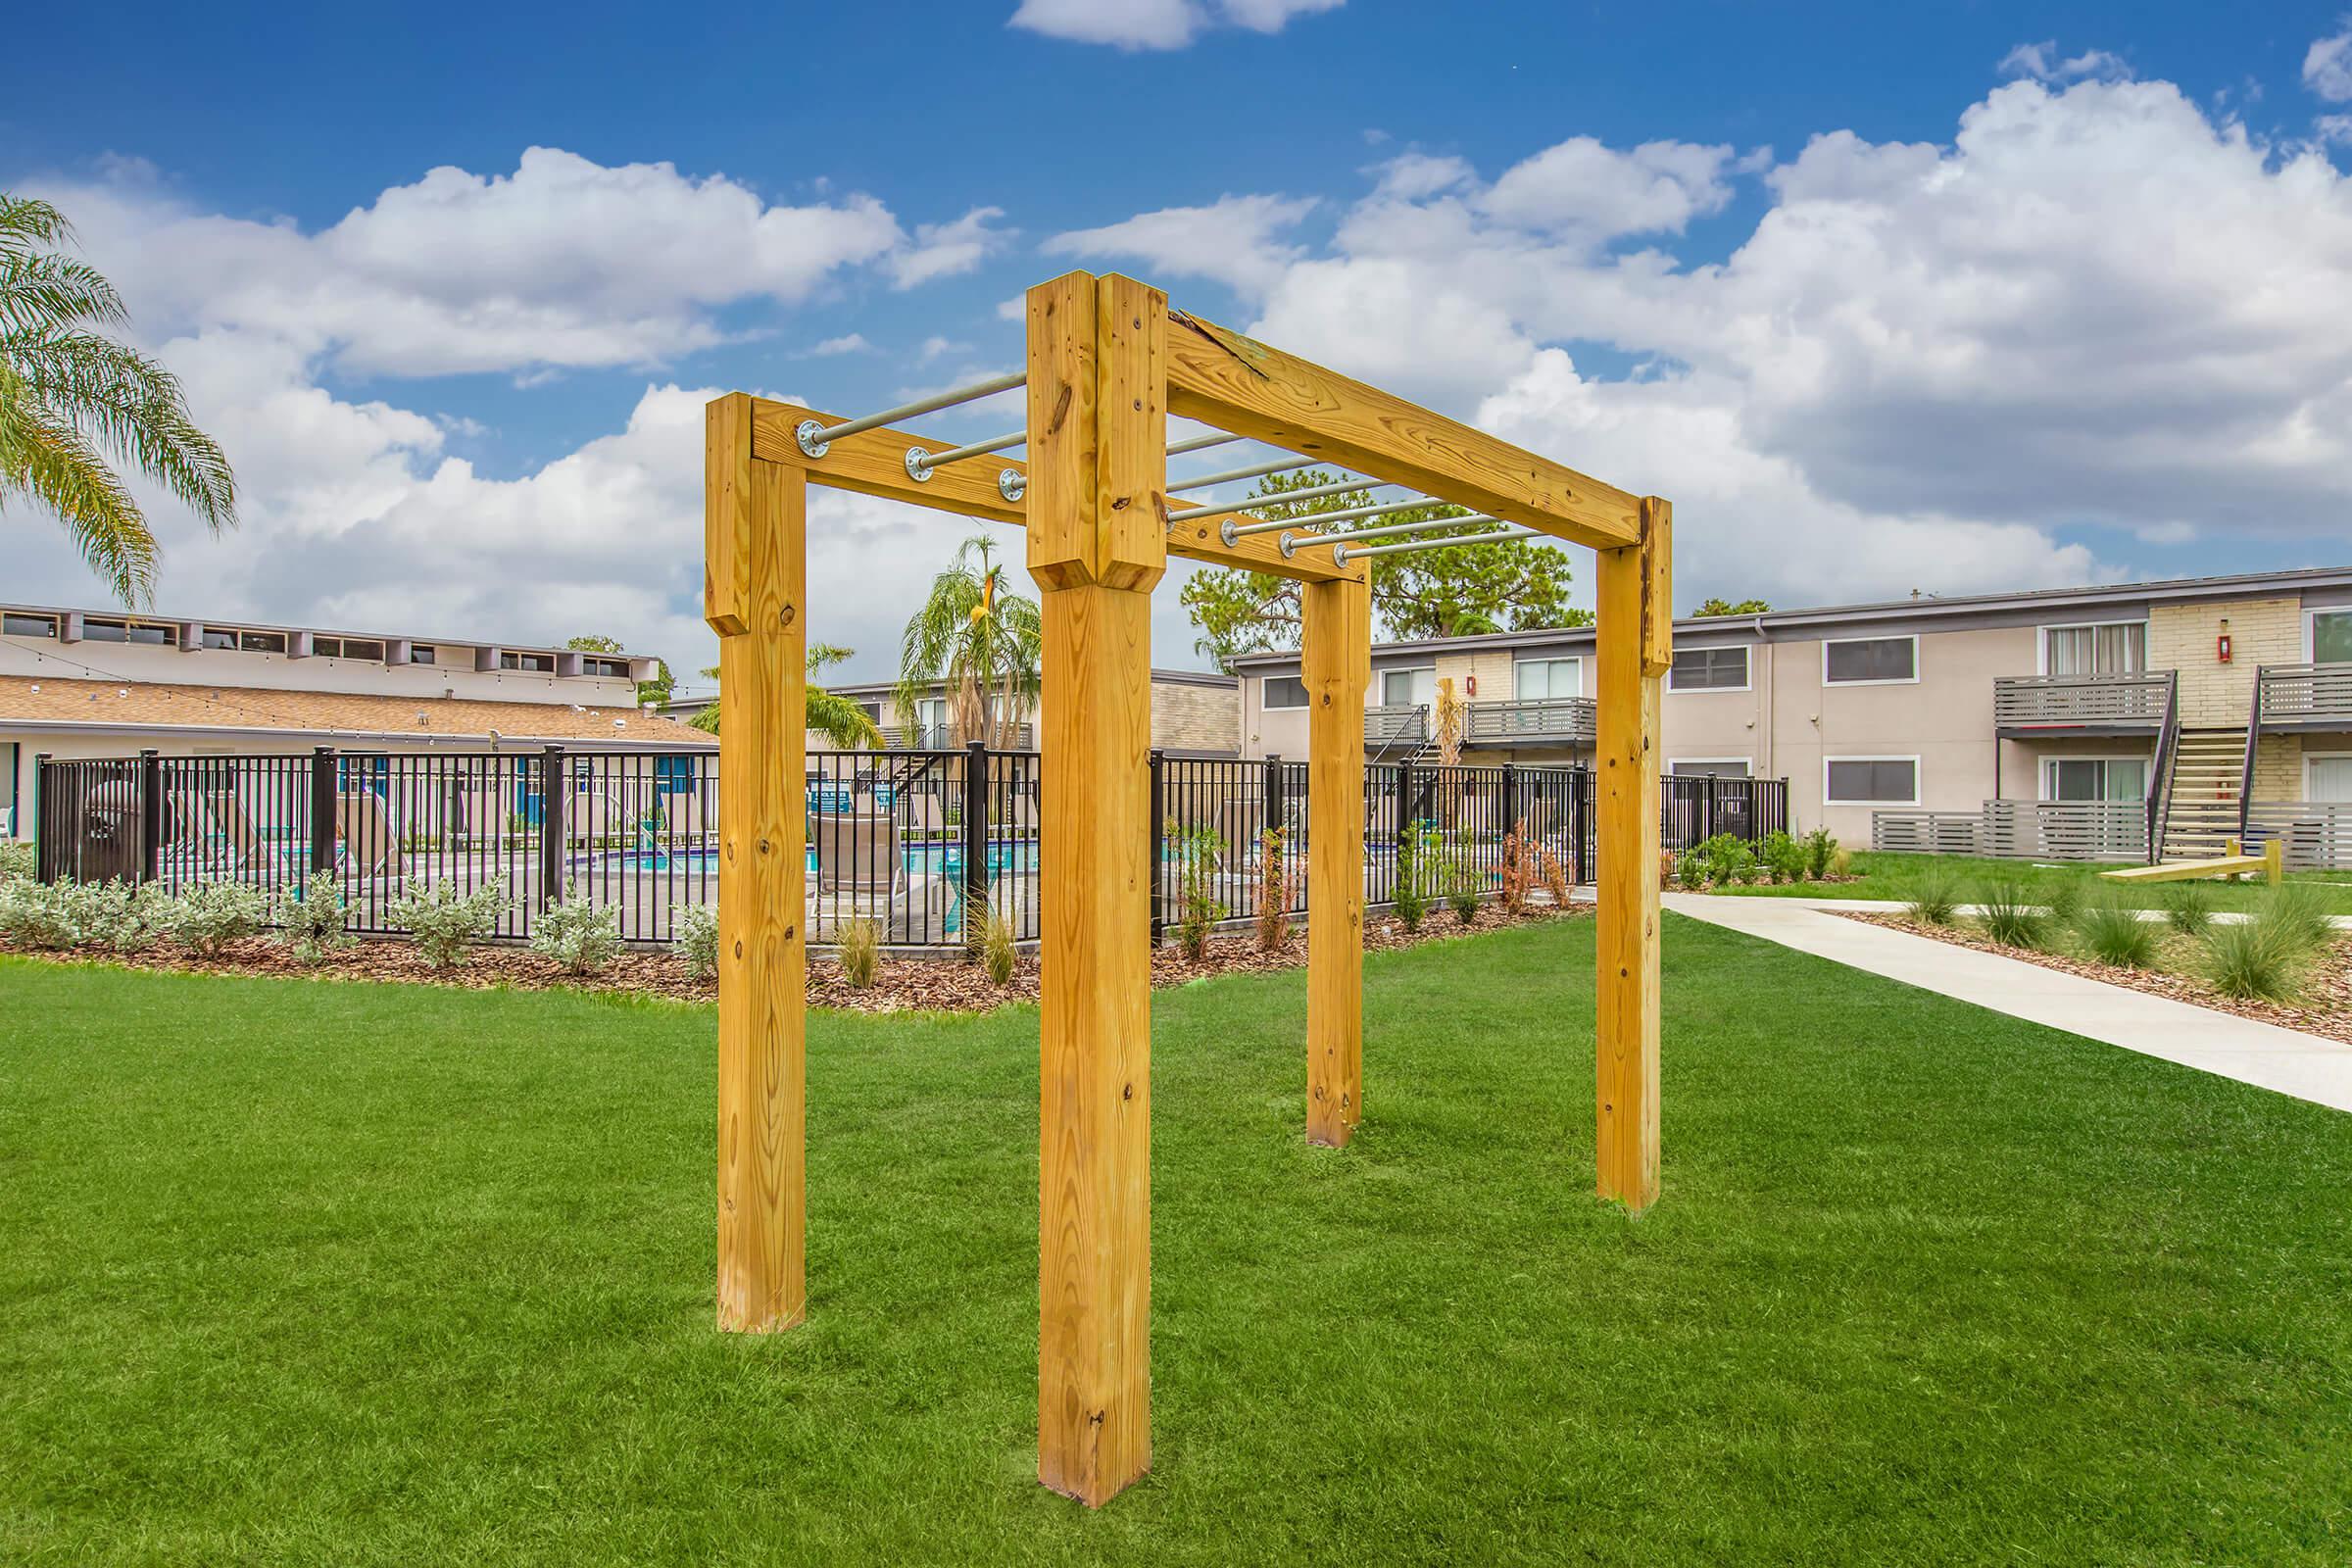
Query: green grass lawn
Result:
<box><xmin>4</xmin><ymin>921</ymin><xmax>2350</xmax><ymax>1565</ymax></box>
<box><xmin>1708</xmin><ymin>848</ymin><xmax>2352</xmax><ymax>912</ymax></box>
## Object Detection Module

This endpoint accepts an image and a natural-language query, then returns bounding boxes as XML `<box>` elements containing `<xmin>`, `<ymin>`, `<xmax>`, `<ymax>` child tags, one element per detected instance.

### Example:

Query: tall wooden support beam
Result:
<box><xmin>1303</xmin><ymin>572</ymin><xmax>1369</xmax><ymax>1146</ymax></box>
<box><xmin>1593</xmin><ymin>497</ymin><xmax>1671</xmax><ymax>1212</ymax></box>
<box><xmin>705</xmin><ymin>393</ymin><xmax>808</xmax><ymax>1331</ymax></box>
<box><xmin>1027</xmin><ymin>271</ymin><xmax>1166</xmax><ymax>1506</ymax></box>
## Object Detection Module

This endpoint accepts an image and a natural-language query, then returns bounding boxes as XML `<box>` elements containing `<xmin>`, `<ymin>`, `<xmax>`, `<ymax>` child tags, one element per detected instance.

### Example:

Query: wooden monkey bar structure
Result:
<box><xmin>703</xmin><ymin>270</ymin><xmax>1672</xmax><ymax>1507</ymax></box>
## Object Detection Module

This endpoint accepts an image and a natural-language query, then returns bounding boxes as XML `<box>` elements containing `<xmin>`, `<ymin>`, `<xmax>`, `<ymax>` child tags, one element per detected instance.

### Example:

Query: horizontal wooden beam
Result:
<box><xmin>745</xmin><ymin>394</ymin><xmax>1361</xmax><ymax>585</ymax></box>
<box><xmin>1162</xmin><ymin>309</ymin><xmax>1642</xmax><ymax>552</ymax></box>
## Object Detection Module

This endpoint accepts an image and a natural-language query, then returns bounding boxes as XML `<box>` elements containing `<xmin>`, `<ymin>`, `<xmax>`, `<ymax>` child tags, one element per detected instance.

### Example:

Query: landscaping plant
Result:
<box><xmin>1392</xmin><ymin>824</ymin><xmax>1434</xmax><ymax>933</ymax></box>
<box><xmin>2256</xmin><ymin>881</ymin><xmax>2334</xmax><ymax>957</ymax></box>
<box><xmin>171</xmin><ymin>880</ymin><xmax>268</xmax><ymax>956</ymax></box>
<box><xmin>1800</xmin><ymin>827</ymin><xmax>1839</xmax><ymax>881</ymax></box>
<box><xmin>1975</xmin><ymin>879</ymin><xmax>2049</xmax><ymax>950</ymax></box>
<box><xmin>835</xmin><ymin>916</ymin><xmax>881</xmax><ymax>989</ymax></box>
<box><xmin>1539</xmin><ymin>848</ymin><xmax>1572</xmax><ymax>909</ymax></box>
<box><xmin>1759</xmin><ymin>830</ymin><xmax>1806</xmax><ymax>884</ymax></box>
<box><xmin>529</xmin><ymin>881</ymin><xmax>622</xmax><ymax>975</ymax></box>
<box><xmin>1675</xmin><ymin>848</ymin><xmax>1708</xmax><ymax>889</ymax></box>
<box><xmin>1498</xmin><ymin>822</ymin><xmax>1531</xmax><ymax>917</ymax></box>
<box><xmin>981</xmin><ymin>906</ymin><xmax>1017</xmax><ymax>987</ymax></box>
<box><xmin>2201</xmin><ymin>916</ymin><xmax>2306</xmax><ymax>1003</ymax></box>
<box><xmin>1447</xmin><ymin>844</ymin><xmax>1482</xmax><ymax>926</ymax></box>
<box><xmin>386</xmin><ymin>880</ymin><xmax>506</xmax><ymax>970</ymax></box>
<box><xmin>672</xmin><ymin>903</ymin><xmax>719</xmax><ymax>982</ymax></box>
<box><xmin>2075</xmin><ymin>895</ymin><xmax>2159</xmax><ymax>969</ymax></box>
<box><xmin>2158</xmin><ymin>881</ymin><xmax>2215</xmax><ymax>938</ymax></box>
<box><xmin>76</xmin><ymin>879</ymin><xmax>176</xmax><ymax>953</ymax></box>
<box><xmin>2042</xmin><ymin>874</ymin><xmax>2085</xmax><ymax>927</ymax></box>
<box><xmin>1169</xmin><ymin>820</ymin><xmax>1226</xmax><ymax>959</ymax></box>
<box><xmin>1256</xmin><ymin>829</ymin><xmax>1290</xmax><ymax>951</ymax></box>
<box><xmin>0</xmin><ymin>877</ymin><xmax>90</xmax><ymax>950</ymax></box>
<box><xmin>0</xmin><ymin>838</ymin><xmax>34</xmax><ymax>882</ymax></box>
<box><xmin>1902</xmin><ymin>869</ymin><xmax>1961</xmax><ymax>927</ymax></box>
<box><xmin>272</xmin><ymin>890</ymin><xmax>354</xmax><ymax>965</ymax></box>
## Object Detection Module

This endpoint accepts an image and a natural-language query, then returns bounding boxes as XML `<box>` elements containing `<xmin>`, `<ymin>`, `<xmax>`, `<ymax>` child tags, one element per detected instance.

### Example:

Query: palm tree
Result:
<box><xmin>690</xmin><ymin>642</ymin><xmax>884</xmax><ymax>747</ymax></box>
<box><xmin>0</xmin><ymin>195</ymin><xmax>236</xmax><ymax>604</ymax></box>
<box><xmin>896</xmin><ymin>534</ymin><xmax>1042</xmax><ymax>750</ymax></box>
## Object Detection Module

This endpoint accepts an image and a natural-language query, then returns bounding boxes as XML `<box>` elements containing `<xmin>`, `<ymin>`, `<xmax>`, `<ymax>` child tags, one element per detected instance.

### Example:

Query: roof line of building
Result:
<box><xmin>1</xmin><ymin>600</ymin><xmax>654</xmax><ymax>664</ymax></box>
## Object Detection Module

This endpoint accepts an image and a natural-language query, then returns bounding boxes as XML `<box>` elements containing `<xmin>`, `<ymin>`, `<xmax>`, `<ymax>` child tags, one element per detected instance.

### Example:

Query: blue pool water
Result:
<box><xmin>587</xmin><ymin>841</ymin><xmax>1044</xmax><ymax>876</ymax></box>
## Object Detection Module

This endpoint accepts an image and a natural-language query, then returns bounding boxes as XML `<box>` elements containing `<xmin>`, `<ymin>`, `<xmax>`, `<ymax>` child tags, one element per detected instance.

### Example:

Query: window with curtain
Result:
<box><xmin>2042</xmin><ymin>758</ymin><xmax>2148</xmax><ymax>802</ymax></box>
<box><xmin>1513</xmin><ymin>658</ymin><xmax>1581</xmax><ymax>700</ymax></box>
<box><xmin>1380</xmin><ymin>667</ymin><xmax>1436</xmax><ymax>707</ymax></box>
<box><xmin>2044</xmin><ymin>622</ymin><xmax>2146</xmax><ymax>676</ymax></box>
<box><xmin>2310</xmin><ymin>756</ymin><xmax>2352</xmax><ymax>801</ymax></box>
<box><xmin>2313</xmin><ymin>611</ymin><xmax>2352</xmax><ymax>664</ymax></box>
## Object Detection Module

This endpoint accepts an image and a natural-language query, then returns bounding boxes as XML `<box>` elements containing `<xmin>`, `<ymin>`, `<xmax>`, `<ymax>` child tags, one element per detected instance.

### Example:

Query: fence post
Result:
<box><xmin>540</xmin><ymin>745</ymin><xmax>566</xmax><ymax>909</ymax></box>
<box><xmin>1396</xmin><ymin>758</ymin><xmax>1415</xmax><ymax>840</ymax></box>
<box><xmin>1573</xmin><ymin>767</ymin><xmax>1590</xmax><ymax>884</ymax></box>
<box><xmin>1262</xmin><ymin>753</ymin><xmax>1283</xmax><ymax>848</ymax></box>
<box><xmin>962</xmin><ymin>739</ymin><xmax>989</xmax><ymax>944</ymax></box>
<box><xmin>1149</xmin><ymin>748</ymin><xmax>1166</xmax><ymax>948</ymax></box>
<box><xmin>32</xmin><ymin>754</ymin><xmax>51</xmax><ymax>883</ymax></box>
<box><xmin>310</xmin><ymin>747</ymin><xmax>338</xmax><ymax>881</ymax></box>
<box><xmin>1500</xmin><ymin>761</ymin><xmax>1518</xmax><ymax>836</ymax></box>
<box><xmin>137</xmin><ymin>750</ymin><xmax>163</xmax><ymax>884</ymax></box>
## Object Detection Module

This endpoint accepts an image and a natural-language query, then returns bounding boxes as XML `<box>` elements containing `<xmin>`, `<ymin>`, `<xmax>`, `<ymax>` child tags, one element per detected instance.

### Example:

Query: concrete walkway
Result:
<box><xmin>1666</xmin><ymin>893</ymin><xmax>2352</xmax><ymax>1114</ymax></box>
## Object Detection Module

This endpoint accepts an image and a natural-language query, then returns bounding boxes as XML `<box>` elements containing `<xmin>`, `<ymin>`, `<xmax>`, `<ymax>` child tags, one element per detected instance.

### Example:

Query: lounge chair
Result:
<box><xmin>807</xmin><ymin>811</ymin><xmax>906</xmax><ymax>937</ymax></box>
<box><xmin>336</xmin><ymin>789</ymin><xmax>400</xmax><ymax>880</ymax></box>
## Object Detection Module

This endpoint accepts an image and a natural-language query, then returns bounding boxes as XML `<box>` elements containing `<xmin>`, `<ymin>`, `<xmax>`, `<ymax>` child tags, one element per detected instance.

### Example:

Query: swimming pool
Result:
<box><xmin>584</xmin><ymin>840</ymin><xmax>1043</xmax><ymax>877</ymax></box>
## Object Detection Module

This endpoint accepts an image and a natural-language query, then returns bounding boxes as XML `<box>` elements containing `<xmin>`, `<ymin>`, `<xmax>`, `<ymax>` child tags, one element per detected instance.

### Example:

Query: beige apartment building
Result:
<box><xmin>797</xmin><ymin>669</ymin><xmax>1241</xmax><ymax>758</ymax></box>
<box><xmin>1234</xmin><ymin>567</ymin><xmax>2352</xmax><ymax>863</ymax></box>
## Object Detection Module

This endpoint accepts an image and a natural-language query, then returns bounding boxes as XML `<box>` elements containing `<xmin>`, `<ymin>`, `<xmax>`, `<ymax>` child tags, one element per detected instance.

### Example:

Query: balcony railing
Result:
<box><xmin>1992</xmin><ymin>671</ymin><xmax>2172</xmax><ymax>732</ymax></box>
<box><xmin>1873</xmin><ymin>799</ymin><xmax>2147</xmax><ymax>861</ymax></box>
<box><xmin>1464</xmin><ymin>696</ymin><xmax>1596</xmax><ymax>748</ymax></box>
<box><xmin>1365</xmin><ymin>705</ymin><xmax>1426</xmax><ymax>749</ymax></box>
<box><xmin>2256</xmin><ymin>662</ymin><xmax>2352</xmax><ymax>729</ymax></box>
<box><xmin>877</xmin><ymin>721</ymin><xmax>1033</xmax><ymax>751</ymax></box>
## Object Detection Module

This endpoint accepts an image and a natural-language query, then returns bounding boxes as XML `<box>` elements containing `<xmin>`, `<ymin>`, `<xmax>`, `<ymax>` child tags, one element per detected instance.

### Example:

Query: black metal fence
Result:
<box><xmin>33</xmin><ymin>747</ymin><xmax>1788</xmax><ymax>952</ymax></box>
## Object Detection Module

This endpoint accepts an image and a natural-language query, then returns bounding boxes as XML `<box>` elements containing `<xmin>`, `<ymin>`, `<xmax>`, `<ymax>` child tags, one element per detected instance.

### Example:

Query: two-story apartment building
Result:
<box><xmin>1</xmin><ymin>603</ymin><xmax>708</xmax><ymax>839</ymax></box>
<box><xmin>1235</xmin><ymin>566</ymin><xmax>2352</xmax><ymax>860</ymax></box>
<box><xmin>678</xmin><ymin>669</ymin><xmax>1242</xmax><ymax>758</ymax></box>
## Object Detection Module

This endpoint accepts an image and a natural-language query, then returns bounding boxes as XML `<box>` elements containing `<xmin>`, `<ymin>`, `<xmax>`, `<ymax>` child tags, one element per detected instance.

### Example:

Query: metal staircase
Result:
<box><xmin>2156</xmin><ymin>726</ymin><xmax>2248</xmax><ymax>861</ymax></box>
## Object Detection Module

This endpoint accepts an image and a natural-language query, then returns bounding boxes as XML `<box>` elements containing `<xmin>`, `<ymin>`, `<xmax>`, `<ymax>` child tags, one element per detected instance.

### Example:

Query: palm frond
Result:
<box><xmin>8</xmin><ymin>327</ymin><xmax>236</xmax><ymax>530</ymax></box>
<box><xmin>0</xmin><ymin>390</ymin><xmax>157</xmax><ymax>602</ymax></box>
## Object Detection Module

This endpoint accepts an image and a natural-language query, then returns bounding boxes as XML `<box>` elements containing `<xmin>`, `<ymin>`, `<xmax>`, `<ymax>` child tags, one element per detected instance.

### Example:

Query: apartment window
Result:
<box><xmin>2312</xmin><ymin>610</ymin><xmax>2352</xmax><ymax>664</ymax></box>
<box><xmin>1670</xmin><ymin>759</ymin><xmax>1751</xmax><ymax>778</ymax></box>
<box><xmin>201</xmin><ymin>627</ymin><xmax>236</xmax><ymax>650</ymax></box>
<box><xmin>2</xmin><ymin>612</ymin><xmax>58</xmax><ymax>639</ymax></box>
<box><xmin>238</xmin><ymin>629</ymin><xmax>287</xmax><ymax>654</ymax></box>
<box><xmin>1262</xmin><ymin>675</ymin><xmax>1308</xmax><ymax>710</ymax></box>
<box><xmin>1668</xmin><ymin>645</ymin><xmax>1748</xmax><ymax>692</ymax></box>
<box><xmin>409</xmin><ymin>645</ymin><xmax>438</xmax><ymax>665</ymax></box>
<box><xmin>82</xmin><ymin>617</ymin><xmax>175</xmax><ymax>647</ymax></box>
<box><xmin>1514</xmin><ymin>658</ymin><xmax>1581</xmax><ymax>700</ymax></box>
<box><xmin>2310</xmin><ymin>754</ymin><xmax>2352</xmax><ymax>801</ymax></box>
<box><xmin>583</xmin><ymin>656</ymin><xmax>630</xmax><ymax>678</ymax></box>
<box><xmin>2044</xmin><ymin>621</ymin><xmax>2146</xmax><ymax>676</ymax></box>
<box><xmin>1380</xmin><ymin>666</ymin><xmax>1436</xmax><ymax>708</ymax></box>
<box><xmin>1824</xmin><ymin>757</ymin><xmax>1918</xmax><ymax>805</ymax></box>
<box><xmin>1823</xmin><ymin>635</ymin><xmax>1917</xmax><ymax>685</ymax></box>
<box><xmin>500</xmin><ymin>652</ymin><xmax>555</xmax><ymax>672</ymax></box>
<box><xmin>2042</xmin><ymin>758</ymin><xmax>2148</xmax><ymax>803</ymax></box>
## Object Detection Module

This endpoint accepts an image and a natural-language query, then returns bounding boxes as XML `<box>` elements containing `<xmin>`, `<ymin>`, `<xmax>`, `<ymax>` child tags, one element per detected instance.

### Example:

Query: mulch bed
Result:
<box><xmin>0</xmin><ymin>900</ymin><xmax>1591</xmax><ymax>1016</ymax></box>
<box><xmin>1834</xmin><ymin>909</ymin><xmax>2352</xmax><ymax>1047</ymax></box>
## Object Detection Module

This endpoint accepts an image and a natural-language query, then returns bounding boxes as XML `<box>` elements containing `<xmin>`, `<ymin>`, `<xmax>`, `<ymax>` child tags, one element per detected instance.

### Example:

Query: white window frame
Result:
<box><xmin>1512</xmin><ymin>656</ymin><xmax>1583</xmax><ymax>702</ymax></box>
<box><xmin>1823</xmin><ymin>754</ymin><xmax>1921</xmax><ymax>807</ymax></box>
<box><xmin>2305</xmin><ymin>751</ymin><xmax>2352</xmax><ymax>801</ymax></box>
<box><xmin>1260</xmin><ymin>674</ymin><xmax>1308</xmax><ymax>710</ymax></box>
<box><xmin>1666</xmin><ymin>644</ymin><xmax>1751</xmax><ymax>694</ymax></box>
<box><xmin>2305</xmin><ymin>607</ymin><xmax>2352</xmax><ymax>664</ymax></box>
<box><xmin>2037</xmin><ymin>755</ymin><xmax>2152</xmax><ymax>803</ymax></box>
<box><xmin>1667</xmin><ymin>757</ymin><xmax>1753</xmax><ymax>778</ymax></box>
<box><xmin>2036</xmin><ymin>617</ymin><xmax>2150</xmax><ymax>676</ymax></box>
<box><xmin>1820</xmin><ymin>633</ymin><xmax>1919</xmax><ymax>687</ymax></box>
<box><xmin>1377</xmin><ymin>664</ymin><xmax>1437</xmax><ymax>707</ymax></box>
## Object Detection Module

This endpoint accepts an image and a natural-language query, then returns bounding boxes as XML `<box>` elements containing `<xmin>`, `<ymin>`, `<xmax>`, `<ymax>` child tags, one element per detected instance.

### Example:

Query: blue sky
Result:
<box><xmin>10</xmin><ymin>1</ymin><xmax>2352</xmax><ymax>681</ymax></box>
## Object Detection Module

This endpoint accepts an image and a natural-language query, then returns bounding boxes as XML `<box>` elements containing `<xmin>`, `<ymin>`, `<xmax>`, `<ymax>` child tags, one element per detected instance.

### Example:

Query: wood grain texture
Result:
<box><xmin>1094</xmin><ymin>273</ymin><xmax>1169</xmax><ymax>592</ymax></box>
<box><xmin>1641</xmin><ymin>497</ymin><xmax>1674</xmax><ymax>676</ymax></box>
<box><xmin>714</xmin><ymin>455</ymin><xmax>808</xmax><ymax>1331</ymax></box>
<box><xmin>1163</xmin><ymin>308</ymin><xmax>1642</xmax><ymax>551</ymax></box>
<box><xmin>1593</xmin><ymin>506</ymin><xmax>1666</xmax><ymax>1212</ymax></box>
<box><xmin>703</xmin><ymin>394</ymin><xmax>753</xmax><ymax>636</ymax></box>
<box><xmin>1030</xmin><ymin>270</ymin><xmax>1155</xmax><ymax>1506</ymax></box>
<box><xmin>1303</xmin><ymin>573</ymin><xmax>1369</xmax><ymax>1147</ymax></box>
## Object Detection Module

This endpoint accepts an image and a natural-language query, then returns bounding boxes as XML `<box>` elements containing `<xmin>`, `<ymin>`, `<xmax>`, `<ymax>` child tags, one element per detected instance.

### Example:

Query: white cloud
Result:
<box><xmin>1480</xmin><ymin>137</ymin><xmax>1738</xmax><ymax>239</ymax></box>
<box><xmin>887</xmin><ymin>207</ymin><xmax>1010</xmax><ymax>289</ymax></box>
<box><xmin>1008</xmin><ymin>0</ymin><xmax>1339</xmax><ymax>50</ymax></box>
<box><xmin>1999</xmin><ymin>40</ymin><xmax>2131</xmax><ymax>84</ymax></box>
<box><xmin>806</xmin><ymin>333</ymin><xmax>872</xmax><ymax>356</ymax></box>
<box><xmin>1043</xmin><ymin>193</ymin><xmax>1318</xmax><ymax>297</ymax></box>
<box><xmin>918</xmin><ymin>334</ymin><xmax>973</xmax><ymax>361</ymax></box>
<box><xmin>2307</xmin><ymin>19</ymin><xmax>2352</xmax><ymax>102</ymax></box>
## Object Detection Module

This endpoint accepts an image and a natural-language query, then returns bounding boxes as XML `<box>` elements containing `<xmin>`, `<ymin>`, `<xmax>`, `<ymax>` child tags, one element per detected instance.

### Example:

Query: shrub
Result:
<box><xmin>1800</xmin><ymin>827</ymin><xmax>1839</xmax><ymax>880</ymax></box>
<box><xmin>1828</xmin><ymin>846</ymin><xmax>1854</xmax><ymax>878</ymax></box>
<box><xmin>2254</xmin><ymin>881</ymin><xmax>2334</xmax><ymax>959</ymax></box>
<box><xmin>1256</xmin><ymin>829</ymin><xmax>1291</xmax><ymax>951</ymax></box>
<box><xmin>2076</xmin><ymin>897</ymin><xmax>2159</xmax><ymax>968</ymax></box>
<box><xmin>2158</xmin><ymin>881</ymin><xmax>2215</xmax><ymax>938</ymax></box>
<box><xmin>1691</xmin><ymin>833</ymin><xmax>1758</xmax><ymax>888</ymax></box>
<box><xmin>835</xmin><ymin>915</ymin><xmax>881</xmax><ymax>989</ymax></box>
<box><xmin>1758</xmin><ymin>830</ymin><xmax>1806</xmax><ymax>884</ymax></box>
<box><xmin>0</xmin><ymin>839</ymin><xmax>35</xmax><ymax>883</ymax></box>
<box><xmin>2042</xmin><ymin>875</ymin><xmax>2085</xmax><ymax>927</ymax></box>
<box><xmin>528</xmin><ymin>880</ymin><xmax>621</xmax><ymax>975</ymax></box>
<box><xmin>1976</xmin><ymin>879</ymin><xmax>2049</xmax><ymax>950</ymax></box>
<box><xmin>1675</xmin><ymin>847</ymin><xmax>1708</xmax><ymax>889</ymax></box>
<box><xmin>1169</xmin><ymin>820</ymin><xmax>1226</xmax><ymax>959</ymax></box>
<box><xmin>1902</xmin><ymin>869</ymin><xmax>1960</xmax><ymax>927</ymax></box>
<box><xmin>1446</xmin><ymin>845</ymin><xmax>1481</xmax><ymax>926</ymax></box>
<box><xmin>172</xmin><ymin>880</ymin><xmax>268</xmax><ymax>956</ymax></box>
<box><xmin>2202</xmin><ymin>917</ymin><xmax>2305</xmax><ymax>1003</ymax></box>
<box><xmin>0</xmin><ymin>878</ymin><xmax>90</xmax><ymax>949</ymax></box>
<box><xmin>387</xmin><ymin>880</ymin><xmax>506</xmax><ymax>969</ymax></box>
<box><xmin>72</xmin><ymin>879</ymin><xmax>177</xmax><ymax>953</ymax></box>
<box><xmin>1539</xmin><ymin>848</ymin><xmax>1572</xmax><ymax>908</ymax></box>
<box><xmin>673</xmin><ymin>903</ymin><xmax>719</xmax><ymax>982</ymax></box>
<box><xmin>982</xmin><ymin>906</ymin><xmax>1017</xmax><ymax>987</ymax></box>
<box><xmin>273</xmin><ymin>889</ymin><xmax>354</xmax><ymax>965</ymax></box>
<box><xmin>1392</xmin><ymin>825</ymin><xmax>1433</xmax><ymax>933</ymax></box>
<box><xmin>1498</xmin><ymin>822</ymin><xmax>1531</xmax><ymax>917</ymax></box>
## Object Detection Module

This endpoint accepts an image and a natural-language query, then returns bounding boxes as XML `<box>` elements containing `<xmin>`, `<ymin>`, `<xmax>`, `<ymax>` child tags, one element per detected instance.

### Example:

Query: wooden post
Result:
<box><xmin>1026</xmin><ymin>270</ymin><xmax>1165</xmax><ymax>1506</ymax></box>
<box><xmin>1594</xmin><ymin>497</ymin><xmax>1670</xmax><ymax>1211</ymax></box>
<box><xmin>706</xmin><ymin>392</ymin><xmax>808</xmax><ymax>1333</ymax></box>
<box><xmin>1304</xmin><ymin>571</ymin><xmax>1369</xmax><ymax>1147</ymax></box>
